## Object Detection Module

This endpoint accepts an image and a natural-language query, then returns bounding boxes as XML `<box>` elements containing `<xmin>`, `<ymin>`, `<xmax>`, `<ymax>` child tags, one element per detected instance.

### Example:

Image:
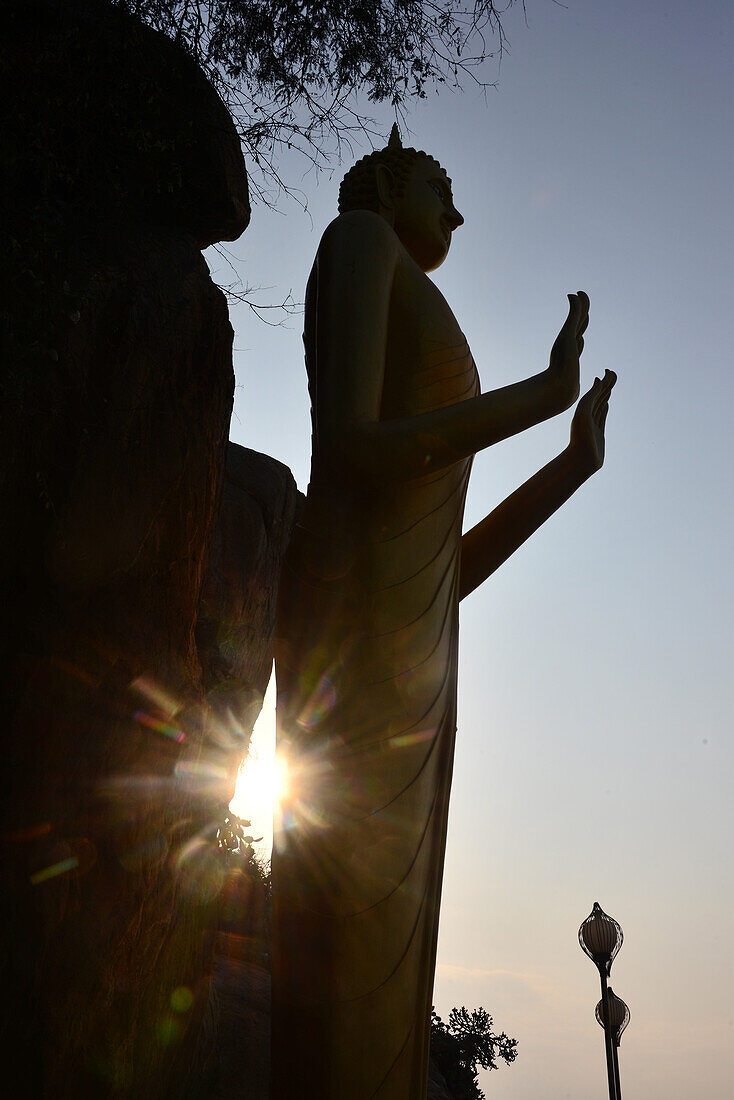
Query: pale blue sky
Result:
<box><xmin>214</xmin><ymin>2</ymin><xmax>734</xmax><ymax>1096</ymax></box>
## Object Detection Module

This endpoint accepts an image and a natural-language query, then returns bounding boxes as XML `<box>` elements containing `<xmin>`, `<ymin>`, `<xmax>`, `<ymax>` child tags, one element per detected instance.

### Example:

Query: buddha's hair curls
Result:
<box><xmin>338</xmin><ymin>125</ymin><xmax>447</xmax><ymax>214</ymax></box>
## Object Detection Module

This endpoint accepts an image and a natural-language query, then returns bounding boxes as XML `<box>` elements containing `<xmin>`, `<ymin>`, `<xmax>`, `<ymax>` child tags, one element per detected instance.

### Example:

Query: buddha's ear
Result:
<box><xmin>375</xmin><ymin>163</ymin><xmax>397</xmax><ymax>223</ymax></box>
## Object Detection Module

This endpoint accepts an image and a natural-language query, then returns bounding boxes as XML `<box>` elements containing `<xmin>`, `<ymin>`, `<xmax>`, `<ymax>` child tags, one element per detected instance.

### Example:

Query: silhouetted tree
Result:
<box><xmin>430</xmin><ymin>1006</ymin><xmax>518</xmax><ymax>1099</ymax></box>
<box><xmin>112</xmin><ymin>0</ymin><xmax>521</xmax><ymax>198</ymax></box>
<box><xmin>217</xmin><ymin>813</ymin><xmax>262</xmax><ymax>857</ymax></box>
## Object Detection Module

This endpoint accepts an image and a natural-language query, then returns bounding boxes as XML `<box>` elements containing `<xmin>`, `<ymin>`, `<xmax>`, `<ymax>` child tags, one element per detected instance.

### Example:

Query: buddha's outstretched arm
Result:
<box><xmin>459</xmin><ymin>371</ymin><xmax>617</xmax><ymax>600</ymax></box>
<box><xmin>316</xmin><ymin>211</ymin><xmax>589</xmax><ymax>483</ymax></box>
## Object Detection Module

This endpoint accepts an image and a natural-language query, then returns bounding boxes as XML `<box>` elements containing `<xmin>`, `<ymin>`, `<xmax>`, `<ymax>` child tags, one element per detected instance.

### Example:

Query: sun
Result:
<box><xmin>229</xmin><ymin>665</ymin><xmax>284</xmax><ymax>855</ymax></box>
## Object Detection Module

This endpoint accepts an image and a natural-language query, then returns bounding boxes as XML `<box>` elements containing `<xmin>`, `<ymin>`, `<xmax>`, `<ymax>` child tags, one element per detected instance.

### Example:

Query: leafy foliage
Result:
<box><xmin>430</xmin><ymin>1005</ymin><xmax>518</xmax><ymax>1099</ymax></box>
<box><xmin>217</xmin><ymin>812</ymin><xmax>262</xmax><ymax>857</ymax></box>
<box><xmin>111</xmin><ymin>0</ymin><xmax>520</xmax><ymax>199</ymax></box>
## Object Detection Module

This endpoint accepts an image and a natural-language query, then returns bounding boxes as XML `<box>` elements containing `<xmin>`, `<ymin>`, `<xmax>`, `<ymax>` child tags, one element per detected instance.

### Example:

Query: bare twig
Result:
<box><xmin>113</xmin><ymin>0</ymin><xmax>518</xmax><ymax>204</ymax></box>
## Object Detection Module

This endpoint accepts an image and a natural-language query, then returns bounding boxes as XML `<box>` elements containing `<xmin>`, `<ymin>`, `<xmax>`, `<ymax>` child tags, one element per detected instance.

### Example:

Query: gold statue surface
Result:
<box><xmin>272</xmin><ymin>128</ymin><xmax>615</xmax><ymax>1098</ymax></box>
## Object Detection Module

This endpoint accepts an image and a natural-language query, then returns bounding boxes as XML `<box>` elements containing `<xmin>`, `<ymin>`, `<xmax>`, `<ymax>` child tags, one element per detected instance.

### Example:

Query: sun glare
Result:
<box><xmin>229</xmin><ymin>664</ymin><xmax>282</xmax><ymax>856</ymax></box>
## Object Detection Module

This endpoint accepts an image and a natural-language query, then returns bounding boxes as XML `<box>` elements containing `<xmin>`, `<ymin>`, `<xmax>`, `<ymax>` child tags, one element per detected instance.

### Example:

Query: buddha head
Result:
<box><xmin>338</xmin><ymin>125</ymin><xmax>464</xmax><ymax>272</ymax></box>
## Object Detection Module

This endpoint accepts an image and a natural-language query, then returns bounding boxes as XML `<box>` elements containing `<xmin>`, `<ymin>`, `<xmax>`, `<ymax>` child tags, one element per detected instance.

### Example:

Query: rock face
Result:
<box><xmin>185</xmin><ymin>446</ymin><xmax>303</xmax><ymax>1100</ymax></box>
<box><xmin>198</xmin><ymin>443</ymin><xmax>304</xmax><ymax>727</ymax></box>
<box><xmin>1</xmin><ymin>2</ymin><xmax>298</xmax><ymax>1095</ymax></box>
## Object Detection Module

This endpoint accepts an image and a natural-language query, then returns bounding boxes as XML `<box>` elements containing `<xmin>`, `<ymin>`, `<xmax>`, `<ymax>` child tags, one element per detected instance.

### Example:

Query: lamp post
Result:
<box><xmin>596</xmin><ymin>986</ymin><xmax>629</xmax><ymax>1100</ymax></box>
<box><xmin>578</xmin><ymin>902</ymin><xmax>624</xmax><ymax>1100</ymax></box>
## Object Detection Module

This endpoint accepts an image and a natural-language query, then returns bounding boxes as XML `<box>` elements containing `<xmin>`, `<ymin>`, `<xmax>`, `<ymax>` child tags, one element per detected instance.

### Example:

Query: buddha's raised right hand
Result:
<box><xmin>548</xmin><ymin>290</ymin><xmax>589</xmax><ymax>409</ymax></box>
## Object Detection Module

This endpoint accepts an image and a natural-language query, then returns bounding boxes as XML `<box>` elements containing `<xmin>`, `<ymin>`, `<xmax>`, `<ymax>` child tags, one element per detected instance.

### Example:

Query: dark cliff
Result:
<box><xmin>2</xmin><ymin>2</ymin><xmax>298</xmax><ymax>1094</ymax></box>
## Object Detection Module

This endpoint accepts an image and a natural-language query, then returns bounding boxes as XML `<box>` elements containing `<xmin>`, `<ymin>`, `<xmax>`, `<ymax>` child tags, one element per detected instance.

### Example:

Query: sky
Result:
<box><xmin>217</xmin><ymin>2</ymin><xmax>734</xmax><ymax>1096</ymax></box>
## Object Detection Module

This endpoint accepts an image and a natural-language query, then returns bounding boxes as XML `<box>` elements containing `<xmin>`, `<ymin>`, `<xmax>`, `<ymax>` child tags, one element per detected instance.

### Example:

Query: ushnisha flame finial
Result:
<box><xmin>387</xmin><ymin>123</ymin><xmax>402</xmax><ymax>151</ymax></box>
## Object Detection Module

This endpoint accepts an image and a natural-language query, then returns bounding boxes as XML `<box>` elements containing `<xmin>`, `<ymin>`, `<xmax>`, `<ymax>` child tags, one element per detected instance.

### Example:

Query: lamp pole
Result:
<box><xmin>597</xmin><ymin>966</ymin><xmax>617</xmax><ymax>1100</ymax></box>
<box><xmin>578</xmin><ymin>902</ymin><xmax>624</xmax><ymax>1100</ymax></box>
<box><xmin>611</xmin><ymin>1018</ymin><xmax>621</xmax><ymax>1100</ymax></box>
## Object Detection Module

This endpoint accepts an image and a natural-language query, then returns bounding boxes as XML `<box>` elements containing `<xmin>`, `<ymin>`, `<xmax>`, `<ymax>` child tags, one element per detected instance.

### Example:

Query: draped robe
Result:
<box><xmin>272</xmin><ymin>231</ymin><xmax>479</xmax><ymax>1098</ymax></box>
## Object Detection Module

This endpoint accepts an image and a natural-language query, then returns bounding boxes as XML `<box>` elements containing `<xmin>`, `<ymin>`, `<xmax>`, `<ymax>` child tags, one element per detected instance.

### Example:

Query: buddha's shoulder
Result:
<box><xmin>318</xmin><ymin>210</ymin><xmax>401</xmax><ymax>259</ymax></box>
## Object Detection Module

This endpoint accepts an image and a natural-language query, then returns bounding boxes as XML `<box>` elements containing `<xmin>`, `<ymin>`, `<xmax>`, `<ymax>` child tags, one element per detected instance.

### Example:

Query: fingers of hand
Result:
<box><xmin>593</xmin><ymin>369</ymin><xmax>616</xmax><ymax>396</ymax></box>
<box><xmin>576</xmin><ymin>290</ymin><xmax>590</xmax><ymax>338</ymax></box>
<box><xmin>566</xmin><ymin>291</ymin><xmax>587</xmax><ymax>317</ymax></box>
<box><xmin>591</xmin><ymin>375</ymin><xmax>615</xmax><ymax>428</ymax></box>
<box><xmin>565</xmin><ymin>291</ymin><xmax>589</xmax><ymax>354</ymax></box>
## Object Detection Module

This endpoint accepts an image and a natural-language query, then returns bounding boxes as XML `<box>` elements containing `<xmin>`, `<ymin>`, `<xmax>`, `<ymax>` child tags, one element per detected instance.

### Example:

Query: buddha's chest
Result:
<box><xmin>381</xmin><ymin>264</ymin><xmax>479</xmax><ymax>418</ymax></box>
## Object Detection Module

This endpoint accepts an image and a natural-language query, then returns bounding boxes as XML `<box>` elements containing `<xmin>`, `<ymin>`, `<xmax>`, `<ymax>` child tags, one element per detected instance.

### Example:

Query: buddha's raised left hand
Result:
<box><xmin>569</xmin><ymin>369</ymin><xmax>617</xmax><ymax>474</ymax></box>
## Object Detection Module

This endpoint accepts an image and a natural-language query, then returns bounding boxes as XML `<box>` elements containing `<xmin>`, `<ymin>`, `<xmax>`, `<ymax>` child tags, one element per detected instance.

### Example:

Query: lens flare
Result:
<box><xmin>134</xmin><ymin>710</ymin><xmax>185</xmax><ymax>744</ymax></box>
<box><xmin>30</xmin><ymin>856</ymin><xmax>79</xmax><ymax>885</ymax></box>
<box><xmin>170</xmin><ymin>986</ymin><xmax>194</xmax><ymax>1014</ymax></box>
<box><xmin>297</xmin><ymin>674</ymin><xmax>337</xmax><ymax>730</ymax></box>
<box><xmin>229</xmin><ymin>666</ymin><xmax>283</xmax><ymax>855</ymax></box>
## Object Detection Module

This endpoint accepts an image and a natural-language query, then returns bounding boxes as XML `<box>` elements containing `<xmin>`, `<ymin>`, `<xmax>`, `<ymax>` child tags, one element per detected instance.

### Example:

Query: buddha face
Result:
<box><xmin>391</xmin><ymin>156</ymin><xmax>464</xmax><ymax>272</ymax></box>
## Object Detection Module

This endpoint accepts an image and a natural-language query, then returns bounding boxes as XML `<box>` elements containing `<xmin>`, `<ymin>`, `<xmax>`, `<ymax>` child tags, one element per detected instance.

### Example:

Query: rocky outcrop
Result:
<box><xmin>198</xmin><ymin>443</ymin><xmax>304</xmax><ymax>735</ymax></box>
<box><xmin>1</xmin><ymin>2</ymin><xmax>299</xmax><ymax>1095</ymax></box>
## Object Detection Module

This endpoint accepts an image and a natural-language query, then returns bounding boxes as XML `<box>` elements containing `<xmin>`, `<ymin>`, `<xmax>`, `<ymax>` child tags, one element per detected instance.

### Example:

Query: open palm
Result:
<box><xmin>569</xmin><ymin>369</ymin><xmax>617</xmax><ymax>473</ymax></box>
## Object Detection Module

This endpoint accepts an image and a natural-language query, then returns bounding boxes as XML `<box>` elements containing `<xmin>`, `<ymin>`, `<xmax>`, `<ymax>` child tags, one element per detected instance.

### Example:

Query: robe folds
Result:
<box><xmin>272</xmin><ymin>327</ymin><xmax>479</xmax><ymax>1099</ymax></box>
